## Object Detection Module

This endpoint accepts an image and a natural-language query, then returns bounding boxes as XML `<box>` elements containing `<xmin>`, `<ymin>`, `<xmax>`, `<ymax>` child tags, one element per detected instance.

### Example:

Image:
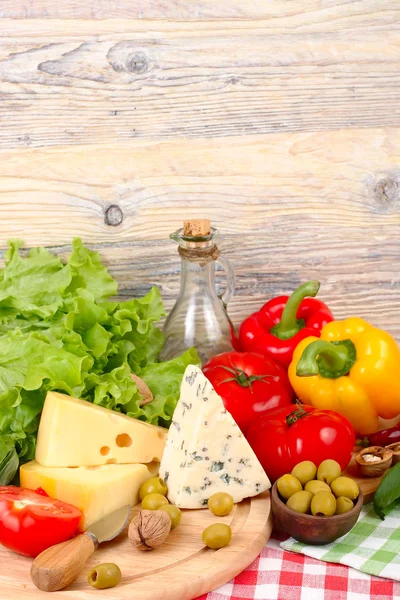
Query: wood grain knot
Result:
<box><xmin>107</xmin><ymin>43</ymin><xmax>149</xmax><ymax>74</ymax></box>
<box><xmin>126</xmin><ymin>52</ymin><xmax>149</xmax><ymax>74</ymax></box>
<box><xmin>105</xmin><ymin>205</ymin><xmax>123</xmax><ymax>226</ymax></box>
<box><xmin>373</xmin><ymin>176</ymin><xmax>400</xmax><ymax>212</ymax></box>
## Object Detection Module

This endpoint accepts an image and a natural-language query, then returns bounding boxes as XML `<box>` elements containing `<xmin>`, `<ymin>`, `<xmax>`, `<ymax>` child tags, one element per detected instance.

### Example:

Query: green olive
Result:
<box><xmin>317</xmin><ymin>459</ymin><xmax>341</xmax><ymax>484</ymax></box>
<box><xmin>202</xmin><ymin>523</ymin><xmax>232</xmax><ymax>549</ymax></box>
<box><xmin>330</xmin><ymin>476</ymin><xmax>359</xmax><ymax>501</ymax></box>
<box><xmin>286</xmin><ymin>490</ymin><xmax>313</xmax><ymax>514</ymax></box>
<box><xmin>87</xmin><ymin>563</ymin><xmax>121</xmax><ymax>589</ymax></box>
<box><xmin>311</xmin><ymin>491</ymin><xmax>337</xmax><ymax>516</ymax></box>
<box><xmin>207</xmin><ymin>492</ymin><xmax>234</xmax><ymax>516</ymax></box>
<box><xmin>291</xmin><ymin>461</ymin><xmax>317</xmax><ymax>486</ymax></box>
<box><xmin>141</xmin><ymin>493</ymin><xmax>169</xmax><ymax>510</ymax></box>
<box><xmin>304</xmin><ymin>480</ymin><xmax>331</xmax><ymax>495</ymax></box>
<box><xmin>335</xmin><ymin>496</ymin><xmax>354</xmax><ymax>515</ymax></box>
<box><xmin>277</xmin><ymin>474</ymin><xmax>302</xmax><ymax>500</ymax></box>
<box><xmin>159</xmin><ymin>504</ymin><xmax>182</xmax><ymax>529</ymax></box>
<box><xmin>139</xmin><ymin>477</ymin><xmax>168</xmax><ymax>501</ymax></box>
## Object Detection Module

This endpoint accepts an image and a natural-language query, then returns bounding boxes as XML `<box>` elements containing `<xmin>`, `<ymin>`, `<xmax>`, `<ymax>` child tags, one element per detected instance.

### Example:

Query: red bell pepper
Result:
<box><xmin>238</xmin><ymin>280</ymin><xmax>334</xmax><ymax>367</ymax></box>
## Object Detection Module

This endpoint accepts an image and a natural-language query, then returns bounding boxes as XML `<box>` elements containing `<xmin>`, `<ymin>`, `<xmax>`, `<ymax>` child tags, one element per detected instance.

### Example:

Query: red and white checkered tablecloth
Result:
<box><xmin>197</xmin><ymin>533</ymin><xmax>400</xmax><ymax>600</ymax></box>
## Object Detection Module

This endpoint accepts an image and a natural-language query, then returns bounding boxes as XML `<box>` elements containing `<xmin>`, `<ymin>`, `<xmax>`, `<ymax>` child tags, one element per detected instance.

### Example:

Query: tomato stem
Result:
<box><xmin>218</xmin><ymin>364</ymin><xmax>272</xmax><ymax>390</ymax></box>
<box><xmin>286</xmin><ymin>406</ymin><xmax>309</xmax><ymax>427</ymax></box>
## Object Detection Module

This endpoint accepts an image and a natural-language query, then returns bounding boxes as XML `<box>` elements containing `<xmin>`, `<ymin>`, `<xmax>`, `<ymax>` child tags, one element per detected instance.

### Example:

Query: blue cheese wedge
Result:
<box><xmin>160</xmin><ymin>365</ymin><xmax>271</xmax><ymax>508</ymax></box>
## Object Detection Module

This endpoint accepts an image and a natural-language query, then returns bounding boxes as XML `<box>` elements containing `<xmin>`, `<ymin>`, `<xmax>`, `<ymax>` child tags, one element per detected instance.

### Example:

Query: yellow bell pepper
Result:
<box><xmin>288</xmin><ymin>317</ymin><xmax>400</xmax><ymax>435</ymax></box>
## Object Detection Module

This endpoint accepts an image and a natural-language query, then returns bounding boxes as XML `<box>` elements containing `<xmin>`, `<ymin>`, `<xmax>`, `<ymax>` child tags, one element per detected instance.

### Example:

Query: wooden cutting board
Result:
<box><xmin>0</xmin><ymin>452</ymin><xmax>384</xmax><ymax>600</ymax></box>
<box><xmin>0</xmin><ymin>491</ymin><xmax>272</xmax><ymax>600</ymax></box>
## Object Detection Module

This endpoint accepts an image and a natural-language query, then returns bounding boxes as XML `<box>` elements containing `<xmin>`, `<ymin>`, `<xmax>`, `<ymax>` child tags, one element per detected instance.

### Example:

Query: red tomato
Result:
<box><xmin>246</xmin><ymin>404</ymin><xmax>355</xmax><ymax>482</ymax></box>
<box><xmin>203</xmin><ymin>351</ymin><xmax>293</xmax><ymax>433</ymax></box>
<box><xmin>0</xmin><ymin>486</ymin><xmax>82</xmax><ymax>557</ymax></box>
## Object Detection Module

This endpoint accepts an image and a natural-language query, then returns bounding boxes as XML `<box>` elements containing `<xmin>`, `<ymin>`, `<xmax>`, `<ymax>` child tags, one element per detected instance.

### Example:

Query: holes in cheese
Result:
<box><xmin>147</xmin><ymin>461</ymin><xmax>161</xmax><ymax>474</ymax></box>
<box><xmin>106</xmin><ymin>459</ymin><xmax>117</xmax><ymax>464</ymax></box>
<box><xmin>116</xmin><ymin>434</ymin><xmax>132</xmax><ymax>448</ymax></box>
<box><xmin>35</xmin><ymin>391</ymin><xmax>167</xmax><ymax>467</ymax></box>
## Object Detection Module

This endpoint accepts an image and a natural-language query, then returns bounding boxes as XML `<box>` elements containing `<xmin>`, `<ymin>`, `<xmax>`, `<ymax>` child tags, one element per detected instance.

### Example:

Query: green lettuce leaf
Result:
<box><xmin>65</xmin><ymin>238</ymin><xmax>117</xmax><ymax>302</ymax></box>
<box><xmin>139</xmin><ymin>348</ymin><xmax>201</xmax><ymax>426</ymax></box>
<box><xmin>0</xmin><ymin>241</ymin><xmax>71</xmax><ymax>319</ymax></box>
<box><xmin>0</xmin><ymin>238</ymin><xmax>199</xmax><ymax>468</ymax></box>
<box><xmin>0</xmin><ymin>436</ymin><xmax>19</xmax><ymax>485</ymax></box>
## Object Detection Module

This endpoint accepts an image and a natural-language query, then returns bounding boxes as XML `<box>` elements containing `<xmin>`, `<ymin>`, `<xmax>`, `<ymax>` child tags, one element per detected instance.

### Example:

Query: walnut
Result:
<box><xmin>362</xmin><ymin>453</ymin><xmax>382</xmax><ymax>463</ymax></box>
<box><xmin>129</xmin><ymin>510</ymin><xmax>171</xmax><ymax>551</ymax></box>
<box><xmin>130</xmin><ymin>374</ymin><xmax>153</xmax><ymax>406</ymax></box>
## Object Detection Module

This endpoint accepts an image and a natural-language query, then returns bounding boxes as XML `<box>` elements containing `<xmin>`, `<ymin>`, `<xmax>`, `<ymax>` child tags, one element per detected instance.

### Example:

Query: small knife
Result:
<box><xmin>31</xmin><ymin>504</ymin><xmax>130</xmax><ymax>592</ymax></box>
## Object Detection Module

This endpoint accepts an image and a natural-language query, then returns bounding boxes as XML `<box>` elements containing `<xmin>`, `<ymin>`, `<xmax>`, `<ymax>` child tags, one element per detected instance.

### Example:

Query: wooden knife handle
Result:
<box><xmin>31</xmin><ymin>533</ymin><xmax>96</xmax><ymax>592</ymax></box>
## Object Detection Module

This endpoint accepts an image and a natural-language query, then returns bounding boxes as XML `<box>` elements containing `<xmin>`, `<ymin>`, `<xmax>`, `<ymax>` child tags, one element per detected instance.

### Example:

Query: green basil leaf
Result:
<box><xmin>0</xmin><ymin>438</ymin><xmax>19</xmax><ymax>485</ymax></box>
<box><xmin>373</xmin><ymin>462</ymin><xmax>400</xmax><ymax>520</ymax></box>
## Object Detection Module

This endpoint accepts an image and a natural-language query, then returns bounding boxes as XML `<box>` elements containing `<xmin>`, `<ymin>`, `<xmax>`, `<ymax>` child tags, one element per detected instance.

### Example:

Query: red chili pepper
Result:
<box><xmin>238</xmin><ymin>281</ymin><xmax>334</xmax><ymax>368</ymax></box>
<box><xmin>358</xmin><ymin>423</ymin><xmax>400</xmax><ymax>447</ymax></box>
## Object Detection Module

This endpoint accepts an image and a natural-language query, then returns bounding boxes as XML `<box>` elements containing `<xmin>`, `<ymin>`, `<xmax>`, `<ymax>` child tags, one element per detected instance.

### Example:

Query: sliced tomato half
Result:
<box><xmin>0</xmin><ymin>486</ymin><xmax>82</xmax><ymax>557</ymax></box>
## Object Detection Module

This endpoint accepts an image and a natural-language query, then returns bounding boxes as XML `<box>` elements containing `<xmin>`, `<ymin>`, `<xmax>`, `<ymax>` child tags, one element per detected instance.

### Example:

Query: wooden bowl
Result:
<box><xmin>271</xmin><ymin>482</ymin><xmax>363</xmax><ymax>545</ymax></box>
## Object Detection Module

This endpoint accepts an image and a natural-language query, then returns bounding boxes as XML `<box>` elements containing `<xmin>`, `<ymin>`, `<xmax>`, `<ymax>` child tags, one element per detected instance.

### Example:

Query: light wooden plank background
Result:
<box><xmin>0</xmin><ymin>2</ymin><xmax>399</xmax><ymax>337</ymax></box>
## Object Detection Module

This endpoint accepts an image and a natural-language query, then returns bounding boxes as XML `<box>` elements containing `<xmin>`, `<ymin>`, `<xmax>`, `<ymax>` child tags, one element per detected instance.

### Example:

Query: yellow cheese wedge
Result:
<box><xmin>35</xmin><ymin>391</ymin><xmax>167</xmax><ymax>467</ymax></box>
<box><xmin>20</xmin><ymin>460</ymin><xmax>158</xmax><ymax>531</ymax></box>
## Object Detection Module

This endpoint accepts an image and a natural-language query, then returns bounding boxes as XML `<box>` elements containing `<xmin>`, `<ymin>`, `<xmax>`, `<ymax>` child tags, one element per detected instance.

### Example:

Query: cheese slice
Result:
<box><xmin>20</xmin><ymin>460</ymin><xmax>158</xmax><ymax>531</ymax></box>
<box><xmin>159</xmin><ymin>365</ymin><xmax>270</xmax><ymax>508</ymax></box>
<box><xmin>35</xmin><ymin>392</ymin><xmax>167</xmax><ymax>467</ymax></box>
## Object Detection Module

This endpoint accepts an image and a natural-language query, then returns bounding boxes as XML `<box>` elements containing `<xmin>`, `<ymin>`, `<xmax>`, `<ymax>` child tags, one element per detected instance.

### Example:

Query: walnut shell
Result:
<box><xmin>129</xmin><ymin>510</ymin><xmax>171</xmax><ymax>551</ymax></box>
<box><xmin>130</xmin><ymin>374</ymin><xmax>153</xmax><ymax>406</ymax></box>
<box><xmin>355</xmin><ymin>445</ymin><xmax>393</xmax><ymax>477</ymax></box>
<box><xmin>385</xmin><ymin>442</ymin><xmax>400</xmax><ymax>465</ymax></box>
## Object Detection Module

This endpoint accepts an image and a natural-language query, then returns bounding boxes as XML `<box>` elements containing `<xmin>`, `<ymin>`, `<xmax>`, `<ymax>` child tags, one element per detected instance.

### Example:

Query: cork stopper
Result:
<box><xmin>183</xmin><ymin>219</ymin><xmax>211</xmax><ymax>237</ymax></box>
